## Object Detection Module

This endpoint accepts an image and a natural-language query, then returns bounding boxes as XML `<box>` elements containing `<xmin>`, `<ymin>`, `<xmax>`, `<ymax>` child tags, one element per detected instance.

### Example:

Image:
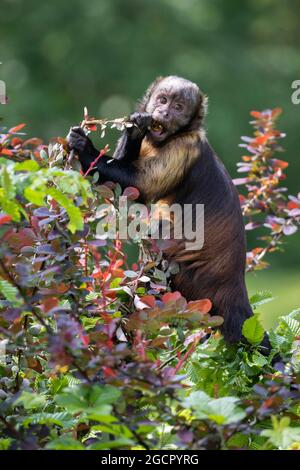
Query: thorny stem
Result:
<box><xmin>82</xmin><ymin>117</ymin><xmax>134</xmax><ymax>129</ymax></box>
<box><xmin>83</xmin><ymin>145</ymin><xmax>110</xmax><ymax>178</ymax></box>
<box><xmin>174</xmin><ymin>341</ymin><xmax>198</xmax><ymax>373</ymax></box>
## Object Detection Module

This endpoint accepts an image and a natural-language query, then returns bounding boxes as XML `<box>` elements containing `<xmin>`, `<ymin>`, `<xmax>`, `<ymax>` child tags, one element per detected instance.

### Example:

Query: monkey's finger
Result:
<box><xmin>67</xmin><ymin>130</ymin><xmax>86</xmax><ymax>143</ymax></box>
<box><xmin>70</xmin><ymin>126</ymin><xmax>86</xmax><ymax>137</ymax></box>
<box><xmin>67</xmin><ymin>133</ymin><xmax>86</xmax><ymax>149</ymax></box>
<box><xmin>129</xmin><ymin>112</ymin><xmax>152</xmax><ymax>131</ymax></box>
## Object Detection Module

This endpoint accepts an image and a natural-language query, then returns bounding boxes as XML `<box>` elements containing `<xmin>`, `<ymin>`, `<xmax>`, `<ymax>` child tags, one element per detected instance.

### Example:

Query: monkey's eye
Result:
<box><xmin>174</xmin><ymin>103</ymin><xmax>183</xmax><ymax>111</ymax></box>
<box><xmin>159</xmin><ymin>96</ymin><xmax>168</xmax><ymax>104</ymax></box>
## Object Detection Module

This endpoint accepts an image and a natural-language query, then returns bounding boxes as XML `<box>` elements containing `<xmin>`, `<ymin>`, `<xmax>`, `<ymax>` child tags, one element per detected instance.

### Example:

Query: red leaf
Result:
<box><xmin>272</xmin><ymin>159</ymin><xmax>289</xmax><ymax>170</ymax></box>
<box><xmin>27</xmin><ymin>357</ymin><xmax>43</xmax><ymax>373</ymax></box>
<box><xmin>81</xmin><ymin>334</ymin><xmax>90</xmax><ymax>346</ymax></box>
<box><xmin>140</xmin><ymin>295</ymin><xmax>156</xmax><ymax>308</ymax></box>
<box><xmin>288</xmin><ymin>201</ymin><xmax>300</xmax><ymax>210</ymax></box>
<box><xmin>250</xmin><ymin>111</ymin><xmax>262</xmax><ymax>119</ymax></box>
<box><xmin>4</xmin><ymin>228</ymin><xmax>36</xmax><ymax>249</ymax></box>
<box><xmin>96</xmin><ymin>185</ymin><xmax>114</xmax><ymax>199</ymax></box>
<box><xmin>102</xmin><ymin>366</ymin><xmax>117</xmax><ymax>378</ymax></box>
<box><xmin>272</xmin><ymin>107</ymin><xmax>282</xmax><ymax>118</ymax></box>
<box><xmin>23</xmin><ymin>137</ymin><xmax>43</xmax><ymax>146</ymax></box>
<box><xmin>9</xmin><ymin>123</ymin><xmax>26</xmax><ymax>133</ymax></box>
<box><xmin>86</xmin><ymin>124</ymin><xmax>97</xmax><ymax>131</ymax></box>
<box><xmin>162</xmin><ymin>291</ymin><xmax>182</xmax><ymax>304</ymax></box>
<box><xmin>1</xmin><ymin>148</ymin><xmax>13</xmax><ymax>156</ymax></box>
<box><xmin>41</xmin><ymin>297</ymin><xmax>59</xmax><ymax>313</ymax></box>
<box><xmin>11</xmin><ymin>137</ymin><xmax>23</xmax><ymax>147</ymax></box>
<box><xmin>186</xmin><ymin>298</ymin><xmax>212</xmax><ymax>314</ymax></box>
<box><xmin>0</xmin><ymin>214</ymin><xmax>12</xmax><ymax>225</ymax></box>
<box><xmin>123</xmin><ymin>186</ymin><xmax>140</xmax><ymax>200</ymax></box>
<box><xmin>254</xmin><ymin>134</ymin><xmax>270</xmax><ymax>145</ymax></box>
<box><xmin>252</xmin><ymin>247</ymin><xmax>264</xmax><ymax>255</ymax></box>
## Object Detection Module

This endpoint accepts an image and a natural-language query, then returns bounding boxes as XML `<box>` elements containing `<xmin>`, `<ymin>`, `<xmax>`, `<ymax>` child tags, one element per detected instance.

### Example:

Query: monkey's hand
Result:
<box><xmin>127</xmin><ymin>112</ymin><xmax>152</xmax><ymax>139</ymax></box>
<box><xmin>67</xmin><ymin>126</ymin><xmax>99</xmax><ymax>173</ymax></box>
<box><xmin>67</xmin><ymin>126</ymin><xmax>98</xmax><ymax>158</ymax></box>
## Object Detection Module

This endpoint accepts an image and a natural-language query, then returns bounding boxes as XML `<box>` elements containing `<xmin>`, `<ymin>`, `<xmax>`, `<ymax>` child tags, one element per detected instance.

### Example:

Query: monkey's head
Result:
<box><xmin>138</xmin><ymin>76</ymin><xmax>207</xmax><ymax>144</ymax></box>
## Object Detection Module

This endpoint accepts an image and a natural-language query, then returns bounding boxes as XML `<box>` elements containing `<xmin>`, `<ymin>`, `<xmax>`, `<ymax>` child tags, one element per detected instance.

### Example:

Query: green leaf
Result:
<box><xmin>182</xmin><ymin>391</ymin><xmax>246</xmax><ymax>425</ymax></box>
<box><xmin>268</xmin><ymin>329</ymin><xmax>286</xmax><ymax>350</ymax></box>
<box><xmin>85</xmin><ymin>291</ymin><xmax>99</xmax><ymax>301</ymax></box>
<box><xmin>284</xmin><ymin>316</ymin><xmax>300</xmax><ymax>336</ymax></box>
<box><xmin>250</xmin><ymin>291</ymin><xmax>274</xmax><ymax>309</ymax></box>
<box><xmin>227</xmin><ymin>432</ymin><xmax>249</xmax><ymax>449</ymax></box>
<box><xmin>21</xmin><ymin>412</ymin><xmax>76</xmax><ymax>429</ymax></box>
<box><xmin>48</xmin><ymin>375</ymin><xmax>69</xmax><ymax>395</ymax></box>
<box><xmin>56</xmin><ymin>384</ymin><xmax>121</xmax><ymax>415</ymax></box>
<box><xmin>0</xmin><ymin>188</ymin><xmax>21</xmax><ymax>221</ymax></box>
<box><xmin>56</xmin><ymin>176</ymin><xmax>80</xmax><ymax>195</ymax></box>
<box><xmin>88</xmin><ymin>438</ymin><xmax>133</xmax><ymax>450</ymax></box>
<box><xmin>285</xmin><ymin>308</ymin><xmax>300</xmax><ymax>321</ymax></box>
<box><xmin>48</xmin><ymin>187</ymin><xmax>83</xmax><ymax>233</ymax></box>
<box><xmin>46</xmin><ymin>437</ymin><xmax>85</xmax><ymax>450</ymax></box>
<box><xmin>276</xmin><ymin>314</ymin><xmax>300</xmax><ymax>344</ymax></box>
<box><xmin>15</xmin><ymin>391</ymin><xmax>47</xmax><ymax>410</ymax></box>
<box><xmin>242</xmin><ymin>315</ymin><xmax>265</xmax><ymax>345</ymax></box>
<box><xmin>0</xmin><ymin>166</ymin><xmax>15</xmax><ymax>199</ymax></box>
<box><xmin>24</xmin><ymin>187</ymin><xmax>46</xmax><ymax>206</ymax></box>
<box><xmin>249</xmin><ymin>436</ymin><xmax>268</xmax><ymax>450</ymax></box>
<box><xmin>0</xmin><ymin>279</ymin><xmax>21</xmax><ymax>305</ymax></box>
<box><xmin>14</xmin><ymin>160</ymin><xmax>40</xmax><ymax>172</ymax></box>
<box><xmin>0</xmin><ymin>438</ymin><xmax>12</xmax><ymax>450</ymax></box>
<box><xmin>251</xmin><ymin>351</ymin><xmax>268</xmax><ymax>367</ymax></box>
<box><xmin>262</xmin><ymin>416</ymin><xmax>300</xmax><ymax>449</ymax></box>
<box><xmin>91</xmin><ymin>422</ymin><xmax>133</xmax><ymax>438</ymax></box>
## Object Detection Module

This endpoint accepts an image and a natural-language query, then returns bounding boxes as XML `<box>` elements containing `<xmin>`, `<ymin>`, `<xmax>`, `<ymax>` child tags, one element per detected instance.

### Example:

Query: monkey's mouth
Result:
<box><xmin>150</xmin><ymin>121</ymin><xmax>166</xmax><ymax>136</ymax></box>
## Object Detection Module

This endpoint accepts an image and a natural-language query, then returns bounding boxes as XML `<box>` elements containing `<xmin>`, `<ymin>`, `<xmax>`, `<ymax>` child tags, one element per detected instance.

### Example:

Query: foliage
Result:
<box><xmin>0</xmin><ymin>111</ymin><xmax>299</xmax><ymax>450</ymax></box>
<box><xmin>234</xmin><ymin>109</ymin><xmax>300</xmax><ymax>271</ymax></box>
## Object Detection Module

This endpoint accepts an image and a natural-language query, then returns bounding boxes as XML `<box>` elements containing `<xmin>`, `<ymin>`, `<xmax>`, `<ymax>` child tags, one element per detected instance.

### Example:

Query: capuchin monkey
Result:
<box><xmin>67</xmin><ymin>75</ymin><xmax>264</xmax><ymax>347</ymax></box>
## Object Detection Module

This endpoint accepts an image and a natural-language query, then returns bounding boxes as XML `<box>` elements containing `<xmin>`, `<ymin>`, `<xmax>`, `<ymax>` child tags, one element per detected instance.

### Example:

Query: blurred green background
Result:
<box><xmin>0</xmin><ymin>0</ymin><xmax>299</xmax><ymax>327</ymax></box>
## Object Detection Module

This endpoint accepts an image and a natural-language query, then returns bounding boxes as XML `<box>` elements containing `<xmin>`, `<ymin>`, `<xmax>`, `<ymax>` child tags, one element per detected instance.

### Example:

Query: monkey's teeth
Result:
<box><xmin>151</xmin><ymin>122</ymin><xmax>164</xmax><ymax>132</ymax></box>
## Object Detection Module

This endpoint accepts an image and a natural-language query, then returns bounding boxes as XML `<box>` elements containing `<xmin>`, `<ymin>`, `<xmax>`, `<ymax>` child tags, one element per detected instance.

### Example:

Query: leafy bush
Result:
<box><xmin>0</xmin><ymin>112</ymin><xmax>299</xmax><ymax>450</ymax></box>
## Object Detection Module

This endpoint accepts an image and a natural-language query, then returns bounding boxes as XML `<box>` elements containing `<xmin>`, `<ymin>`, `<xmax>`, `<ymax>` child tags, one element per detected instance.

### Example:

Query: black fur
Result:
<box><xmin>67</xmin><ymin>76</ymin><xmax>265</xmax><ymax>347</ymax></box>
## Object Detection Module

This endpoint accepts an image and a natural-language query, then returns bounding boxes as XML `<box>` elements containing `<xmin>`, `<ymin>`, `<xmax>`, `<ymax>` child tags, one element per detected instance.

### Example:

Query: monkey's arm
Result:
<box><xmin>93</xmin><ymin>155</ymin><xmax>139</xmax><ymax>188</ymax></box>
<box><xmin>113</xmin><ymin>113</ymin><xmax>152</xmax><ymax>161</ymax></box>
<box><xmin>67</xmin><ymin>113</ymin><xmax>152</xmax><ymax>170</ymax></box>
<box><xmin>67</xmin><ymin>126</ymin><xmax>141</xmax><ymax>188</ymax></box>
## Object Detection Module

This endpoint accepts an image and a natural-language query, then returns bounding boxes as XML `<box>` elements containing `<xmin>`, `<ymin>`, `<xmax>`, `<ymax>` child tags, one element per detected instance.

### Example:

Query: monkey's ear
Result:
<box><xmin>190</xmin><ymin>93</ymin><xmax>208</xmax><ymax>130</ymax></box>
<box><xmin>199</xmin><ymin>94</ymin><xmax>208</xmax><ymax>121</ymax></box>
<box><xmin>136</xmin><ymin>76</ymin><xmax>164</xmax><ymax>111</ymax></box>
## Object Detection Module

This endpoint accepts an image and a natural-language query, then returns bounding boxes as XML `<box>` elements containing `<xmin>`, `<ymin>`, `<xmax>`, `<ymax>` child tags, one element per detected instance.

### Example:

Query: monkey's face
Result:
<box><xmin>145</xmin><ymin>76</ymin><xmax>201</xmax><ymax>143</ymax></box>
